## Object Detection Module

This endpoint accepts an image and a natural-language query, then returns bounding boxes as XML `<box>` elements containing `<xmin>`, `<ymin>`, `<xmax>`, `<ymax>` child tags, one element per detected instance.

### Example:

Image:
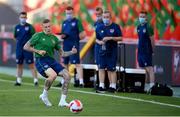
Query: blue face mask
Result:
<box><xmin>103</xmin><ymin>18</ymin><xmax>110</xmax><ymax>26</ymax></box>
<box><xmin>19</xmin><ymin>18</ymin><xmax>26</xmax><ymax>25</ymax></box>
<box><xmin>139</xmin><ymin>17</ymin><xmax>145</xmax><ymax>24</ymax></box>
<box><xmin>66</xmin><ymin>14</ymin><xmax>73</xmax><ymax>20</ymax></box>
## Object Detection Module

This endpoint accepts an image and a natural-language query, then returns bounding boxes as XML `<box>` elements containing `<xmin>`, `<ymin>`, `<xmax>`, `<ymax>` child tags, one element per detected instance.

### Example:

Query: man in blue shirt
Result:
<box><xmin>96</xmin><ymin>10</ymin><xmax>122</xmax><ymax>93</ymax></box>
<box><xmin>137</xmin><ymin>11</ymin><xmax>155</xmax><ymax>92</ymax></box>
<box><xmin>94</xmin><ymin>7</ymin><xmax>103</xmax><ymax>65</ymax></box>
<box><xmin>14</xmin><ymin>12</ymin><xmax>38</xmax><ymax>86</ymax></box>
<box><xmin>55</xmin><ymin>6</ymin><xmax>86</xmax><ymax>88</ymax></box>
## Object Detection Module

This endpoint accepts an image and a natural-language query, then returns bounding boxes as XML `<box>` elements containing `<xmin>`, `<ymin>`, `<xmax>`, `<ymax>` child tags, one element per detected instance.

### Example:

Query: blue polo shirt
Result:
<box><xmin>61</xmin><ymin>18</ymin><xmax>84</xmax><ymax>51</ymax></box>
<box><xmin>94</xmin><ymin>20</ymin><xmax>103</xmax><ymax>30</ymax></box>
<box><xmin>94</xmin><ymin>20</ymin><xmax>103</xmax><ymax>63</ymax></box>
<box><xmin>137</xmin><ymin>23</ymin><xmax>154</xmax><ymax>54</ymax></box>
<box><xmin>95</xmin><ymin>22</ymin><xmax>122</xmax><ymax>55</ymax></box>
<box><xmin>14</xmin><ymin>23</ymin><xmax>35</xmax><ymax>51</ymax></box>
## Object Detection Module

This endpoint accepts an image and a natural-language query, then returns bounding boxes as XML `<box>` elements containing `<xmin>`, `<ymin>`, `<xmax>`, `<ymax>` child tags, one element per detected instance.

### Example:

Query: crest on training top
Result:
<box><xmin>25</xmin><ymin>26</ymin><xmax>29</xmax><ymax>31</ymax></box>
<box><xmin>110</xmin><ymin>29</ymin><xmax>114</xmax><ymax>33</ymax></box>
<box><xmin>72</xmin><ymin>22</ymin><xmax>76</xmax><ymax>26</ymax></box>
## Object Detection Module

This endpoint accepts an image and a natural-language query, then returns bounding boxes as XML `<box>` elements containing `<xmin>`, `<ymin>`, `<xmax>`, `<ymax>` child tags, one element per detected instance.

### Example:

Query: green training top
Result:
<box><xmin>29</xmin><ymin>32</ymin><xmax>61</xmax><ymax>58</ymax></box>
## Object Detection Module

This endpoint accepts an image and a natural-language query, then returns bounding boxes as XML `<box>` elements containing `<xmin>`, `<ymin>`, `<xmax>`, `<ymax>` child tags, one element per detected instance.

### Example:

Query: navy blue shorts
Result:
<box><xmin>16</xmin><ymin>50</ymin><xmax>34</xmax><ymax>64</ymax></box>
<box><xmin>98</xmin><ymin>52</ymin><xmax>117</xmax><ymax>71</ymax></box>
<box><xmin>63</xmin><ymin>51</ymin><xmax>80</xmax><ymax>64</ymax></box>
<box><xmin>138</xmin><ymin>53</ymin><xmax>152</xmax><ymax>67</ymax></box>
<box><xmin>35</xmin><ymin>56</ymin><xmax>64</xmax><ymax>78</ymax></box>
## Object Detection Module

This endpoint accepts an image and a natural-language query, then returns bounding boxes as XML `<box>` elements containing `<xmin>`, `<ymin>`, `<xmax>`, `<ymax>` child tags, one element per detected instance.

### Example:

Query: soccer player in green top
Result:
<box><xmin>24</xmin><ymin>19</ymin><xmax>77</xmax><ymax>107</ymax></box>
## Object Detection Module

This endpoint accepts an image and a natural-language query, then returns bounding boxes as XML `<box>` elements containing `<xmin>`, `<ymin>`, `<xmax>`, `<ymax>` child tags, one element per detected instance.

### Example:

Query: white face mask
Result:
<box><xmin>139</xmin><ymin>17</ymin><xmax>146</xmax><ymax>24</ymax></box>
<box><xmin>66</xmin><ymin>14</ymin><xmax>73</xmax><ymax>20</ymax></box>
<box><xmin>103</xmin><ymin>18</ymin><xmax>110</xmax><ymax>26</ymax></box>
<box><xmin>19</xmin><ymin>18</ymin><xmax>27</xmax><ymax>25</ymax></box>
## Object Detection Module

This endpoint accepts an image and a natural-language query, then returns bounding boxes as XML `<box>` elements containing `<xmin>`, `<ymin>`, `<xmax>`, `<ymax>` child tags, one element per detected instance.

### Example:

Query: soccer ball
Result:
<box><xmin>69</xmin><ymin>99</ymin><xmax>83</xmax><ymax>113</ymax></box>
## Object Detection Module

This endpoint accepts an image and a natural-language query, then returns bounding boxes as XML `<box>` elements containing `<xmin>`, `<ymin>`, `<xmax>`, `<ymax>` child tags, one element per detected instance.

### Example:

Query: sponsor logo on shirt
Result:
<box><xmin>110</xmin><ymin>29</ymin><xmax>114</xmax><ymax>33</ymax></box>
<box><xmin>44</xmin><ymin>65</ymin><xmax>49</xmax><ymax>68</ymax></box>
<box><xmin>72</xmin><ymin>22</ymin><xmax>76</xmax><ymax>27</ymax></box>
<box><xmin>143</xmin><ymin>28</ymin><xmax>146</xmax><ymax>33</ymax></box>
<box><xmin>25</xmin><ymin>26</ymin><xmax>29</xmax><ymax>31</ymax></box>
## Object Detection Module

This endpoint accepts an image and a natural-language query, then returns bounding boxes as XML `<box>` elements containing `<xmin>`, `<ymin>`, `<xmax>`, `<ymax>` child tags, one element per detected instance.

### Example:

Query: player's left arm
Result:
<box><xmin>13</xmin><ymin>26</ymin><xmax>17</xmax><ymax>40</ymax></box>
<box><xmin>30</xmin><ymin>24</ymin><xmax>36</xmax><ymax>35</ymax></box>
<box><xmin>55</xmin><ymin>36</ymin><xmax>77</xmax><ymax>57</ymax></box>
<box><xmin>78</xmin><ymin>20</ymin><xmax>86</xmax><ymax>40</ymax></box>
<box><xmin>148</xmin><ymin>25</ymin><xmax>155</xmax><ymax>52</ymax></box>
<box><xmin>59</xmin><ymin>46</ymin><xmax>77</xmax><ymax>57</ymax></box>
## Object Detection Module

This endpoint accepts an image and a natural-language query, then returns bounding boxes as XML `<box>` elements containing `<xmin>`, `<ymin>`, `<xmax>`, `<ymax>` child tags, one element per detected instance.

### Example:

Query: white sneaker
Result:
<box><xmin>39</xmin><ymin>94</ymin><xmax>52</xmax><ymax>107</ymax></box>
<box><xmin>58</xmin><ymin>100</ymin><xmax>69</xmax><ymax>107</ymax></box>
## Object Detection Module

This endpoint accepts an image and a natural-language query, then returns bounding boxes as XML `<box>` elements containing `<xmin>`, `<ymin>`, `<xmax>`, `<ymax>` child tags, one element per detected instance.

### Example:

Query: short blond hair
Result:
<box><xmin>103</xmin><ymin>10</ymin><xmax>111</xmax><ymax>17</ymax></box>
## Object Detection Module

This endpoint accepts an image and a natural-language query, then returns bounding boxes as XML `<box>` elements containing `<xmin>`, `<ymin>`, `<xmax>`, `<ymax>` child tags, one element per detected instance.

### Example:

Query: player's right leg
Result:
<box><xmin>15</xmin><ymin>64</ymin><xmax>23</xmax><ymax>86</ymax></box>
<box><xmin>39</xmin><ymin>68</ymin><xmax>57</xmax><ymax>107</ymax></box>
<box><xmin>96</xmin><ymin>55</ymin><xmax>106</xmax><ymax>93</ymax></box>
<box><xmin>35</xmin><ymin>57</ymin><xmax>58</xmax><ymax>107</ymax></box>
<box><xmin>15</xmin><ymin>53</ymin><xmax>24</xmax><ymax>86</ymax></box>
<box><xmin>28</xmin><ymin>63</ymin><xmax>38</xmax><ymax>86</ymax></box>
<box><xmin>24</xmin><ymin>51</ymin><xmax>38</xmax><ymax>86</ymax></box>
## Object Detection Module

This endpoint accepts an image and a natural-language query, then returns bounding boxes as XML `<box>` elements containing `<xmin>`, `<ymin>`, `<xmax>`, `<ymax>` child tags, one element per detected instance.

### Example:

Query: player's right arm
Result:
<box><xmin>13</xmin><ymin>26</ymin><xmax>17</xmax><ymax>40</ymax></box>
<box><xmin>95</xmin><ymin>26</ymin><xmax>104</xmax><ymax>45</ymax></box>
<box><xmin>23</xmin><ymin>33</ymin><xmax>46</xmax><ymax>56</ymax></box>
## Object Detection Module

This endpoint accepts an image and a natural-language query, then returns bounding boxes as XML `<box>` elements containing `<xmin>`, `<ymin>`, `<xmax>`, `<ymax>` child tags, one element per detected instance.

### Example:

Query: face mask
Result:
<box><xmin>19</xmin><ymin>18</ymin><xmax>26</xmax><ymax>24</ymax></box>
<box><xmin>96</xmin><ymin>16</ymin><xmax>102</xmax><ymax>21</ymax></box>
<box><xmin>103</xmin><ymin>18</ymin><xmax>110</xmax><ymax>26</ymax></box>
<box><xmin>66</xmin><ymin>14</ymin><xmax>73</xmax><ymax>20</ymax></box>
<box><xmin>139</xmin><ymin>17</ymin><xmax>145</xmax><ymax>24</ymax></box>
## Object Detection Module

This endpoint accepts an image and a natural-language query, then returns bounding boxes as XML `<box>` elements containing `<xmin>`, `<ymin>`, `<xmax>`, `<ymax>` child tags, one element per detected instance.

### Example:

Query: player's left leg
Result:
<box><xmin>145</xmin><ymin>66</ymin><xmax>155</xmax><ymax>88</ymax></box>
<box><xmin>28</xmin><ymin>63</ymin><xmax>38</xmax><ymax>86</ymax></box>
<box><xmin>25</xmin><ymin>51</ymin><xmax>38</xmax><ymax>86</ymax></box>
<box><xmin>107</xmin><ymin>71</ymin><xmax>117</xmax><ymax>93</ymax></box>
<box><xmin>107</xmin><ymin>52</ymin><xmax>117</xmax><ymax>93</ymax></box>
<box><xmin>58</xmin><ymin>69</ymin><xmax>71</xmax><ymax>107</ymax></box>
<box><xmin>15</xmin><ymin>51</ymin><xmax>24</xmax><ymax>86</ymax></box>
<box><xmin>75</xmin><ymin>64</ymin><xmax>84</xmax><ymax>87</ymax></box>
<box><xmin>144</xmin><ymin>54</ymin><xmax>155</xmax><ymax>92</ymax></box>
<box><xmin>107</xmin><ymin>71</ymin><xmax>112</xmax><ymax>89</ymax></box>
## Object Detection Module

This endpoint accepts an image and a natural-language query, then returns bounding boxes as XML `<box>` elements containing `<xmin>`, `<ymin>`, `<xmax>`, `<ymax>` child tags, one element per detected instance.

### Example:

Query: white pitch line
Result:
<box><xmin>0</xmin><ymin>78</ymin><xmax>180</xmax><ymax>109</ymax></box>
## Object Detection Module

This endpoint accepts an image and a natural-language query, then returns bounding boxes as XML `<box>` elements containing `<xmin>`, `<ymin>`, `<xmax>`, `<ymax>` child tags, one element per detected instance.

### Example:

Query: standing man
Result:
<box><xmin>94</xmin><ymin>7</ymin><xmax>103</xmax><ymax>66</ymax></box>
<box><xmin>24</xmin><ymin>19</ymin><xmax>77</xmax><ymax>107</ymax></box>
<box><xmin>55</xmin><ymin>6</ymin><xmax>86</xmax><ymax>88</ymax></box>
<box><xmin>137</xmin><ymin>11</ymin><xmax>155</xmax><ymax>92</ymax></box>
<box><xmin>95</xmin><ymin>10</ymin><xmax>122</xmax><ymax>93</ymax></box>
<box><xmin>14</xmin><ymin>12</ymin><xmax>38</xmax><ymax>86</ymax></box>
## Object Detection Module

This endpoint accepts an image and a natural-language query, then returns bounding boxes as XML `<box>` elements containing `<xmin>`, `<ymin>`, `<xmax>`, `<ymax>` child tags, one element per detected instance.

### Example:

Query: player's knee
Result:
<box><xmin>45</xmin><ymin>68</ymin><xmax>57</xmax><ymax>80</ymax></box>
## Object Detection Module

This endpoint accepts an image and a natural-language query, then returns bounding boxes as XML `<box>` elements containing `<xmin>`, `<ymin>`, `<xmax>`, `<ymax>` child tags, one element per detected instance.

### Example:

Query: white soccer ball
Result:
<box><xmin>69</xmin><ymin>99</ymin><xmax>83</xmax><ymax>113</ymax></box>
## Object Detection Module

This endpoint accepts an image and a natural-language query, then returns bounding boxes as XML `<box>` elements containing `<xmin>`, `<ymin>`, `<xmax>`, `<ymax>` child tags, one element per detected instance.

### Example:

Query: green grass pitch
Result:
<box><xmin>0</xmin><ymin>73</ymin><xmax>180</xmax><ymax>116</ymax></box>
